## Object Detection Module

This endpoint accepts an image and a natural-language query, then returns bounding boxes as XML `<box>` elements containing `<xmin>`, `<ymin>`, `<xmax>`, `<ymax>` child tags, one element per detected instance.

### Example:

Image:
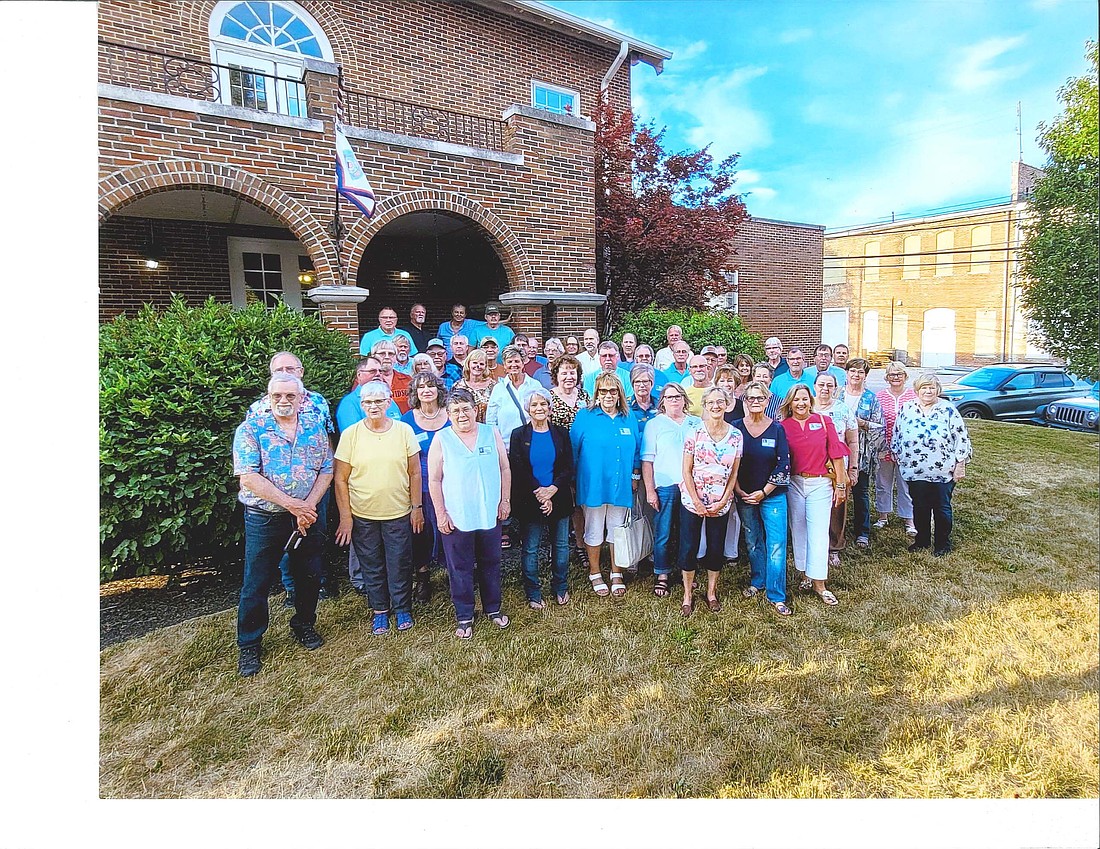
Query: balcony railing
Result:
<box><xmin>99</xmin><ymin>39</ymin><xmax>309</xmax><ymax>118</ymax></box>
<box><xmin>339</xmin><ymin>85</ymin><xmax>506</xmax><ymax>152</ymax></box>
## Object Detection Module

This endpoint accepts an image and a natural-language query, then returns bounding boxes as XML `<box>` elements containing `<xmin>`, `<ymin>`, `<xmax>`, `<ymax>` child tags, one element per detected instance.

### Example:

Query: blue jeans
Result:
<box><xmin>238</xmin><ymin>507</ymin><xmax>322</xmax><ymax>648</ymax></box>
<box><xmin>652</xmin><ymin>485</ymin><xmax>686</xmax><ymax>577</ymax></box>
<box><xmin>852</xmin><ymin>470</ymin><xmax>871</xmax><ymax>539</ymax></box>
<box><xmin>279</xmin><ymin>491</ymin><xmax>329</xmax><ymax>593</ymax></box>
<box><xmin>521</xmin><ymin>515</ymin><xmax>570</xmax><ymax>602</ymax></box>
<box><xmin>440</xmin><ymin>523</ymin><xmax>503</xmax><ymax>623</ymax></box>
<box><xmin>907</xmin><ymin>479</ymin><xmax>956</xmax><ymax>551</ymax></box>
<box><xmin>351</xmin><ymin>515</ymin><xmax>413</xmax><ymax>613</ymax></box>
<box><xmin>678</xmin><ymin>510</ymin><xmax>729</xmax><ymax>573</ymax></box>
<box><xmin>738</xmin><ymin>493</ymin><xmax>788</xmax><ymax>603</ymax></box>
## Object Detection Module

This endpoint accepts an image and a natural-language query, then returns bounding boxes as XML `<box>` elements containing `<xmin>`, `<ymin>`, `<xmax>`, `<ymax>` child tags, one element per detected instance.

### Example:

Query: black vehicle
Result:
<box><xmin>940</xmin><ymin>364</ymin><xmax>1090</xmax><ymax>421</ymax></box>
<box><xmin>1035</xmin><ymin>383</ymin><xmax>1100</xmax><ymax>432</ymax></box>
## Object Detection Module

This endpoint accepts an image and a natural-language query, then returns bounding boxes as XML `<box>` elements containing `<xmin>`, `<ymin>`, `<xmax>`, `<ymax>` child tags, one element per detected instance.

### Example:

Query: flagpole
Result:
<box><xmin>334</xmin><ymin>71</ymin><xmax>345</xmax><ymax>285</ymax></box>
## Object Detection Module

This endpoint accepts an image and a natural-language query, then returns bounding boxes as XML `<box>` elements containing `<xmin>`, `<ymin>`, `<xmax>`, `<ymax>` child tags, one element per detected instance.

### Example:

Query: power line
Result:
<box><xmin>825</xmin><ymin>242</ymin><xmax>1021</xmax><ymax>262</ymax></box>
<box><xmin>826</xmin><ymin>199</ymin><xmax>1021</xmax><ymax>233</ymax></box>
<box><xmin>826</xmin><ymin>209</ymin><xmax>1023</xmax><ymax>237</ymax></box>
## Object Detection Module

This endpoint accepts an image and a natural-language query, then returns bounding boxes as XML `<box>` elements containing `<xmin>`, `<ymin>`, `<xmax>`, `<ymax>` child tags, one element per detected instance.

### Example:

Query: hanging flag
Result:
<box><xmin>335</xmin><ymin>126</ymin><xmax>376</xmax><ymax>217</ymax></box>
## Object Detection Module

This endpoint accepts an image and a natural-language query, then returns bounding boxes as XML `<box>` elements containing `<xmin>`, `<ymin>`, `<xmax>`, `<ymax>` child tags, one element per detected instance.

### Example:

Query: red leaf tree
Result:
<box><xmin>595</xmin><ymin>101</ymin><xmax>748</xmax><ymax>330</ymax></box>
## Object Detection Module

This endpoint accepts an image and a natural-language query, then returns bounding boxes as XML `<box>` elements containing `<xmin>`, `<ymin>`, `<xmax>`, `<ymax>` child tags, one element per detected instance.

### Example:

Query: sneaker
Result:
<box><xmin>904</xmin><ymin>523</ymin><xmax>918</xmax><ymax>537</ymax></box>
<box><xmin>292</xmin><ymin>624</ymin><xmax>325</xmax><ymax>650</ymax></box>
<box><xmin>872</xmin><ymin>517</ymin><xmax>888</xmax><ymax>529</ymax></box>
<box><xmin>283</xmin><ymin>590</ymin><xmax>296</xmax><ymax>609</ymax></box>
<box><xmin>238</xmin><ymin>645</ymin><xmax>262</xmax><ymax>677</ymax></box>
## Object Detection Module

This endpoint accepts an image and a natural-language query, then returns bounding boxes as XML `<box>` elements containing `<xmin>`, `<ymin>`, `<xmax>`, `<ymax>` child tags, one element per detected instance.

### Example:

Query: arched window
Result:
<box><xmin>209</xmin><ymin>2</ymin><xmax>333</xmax><ymax>116</ymax></box>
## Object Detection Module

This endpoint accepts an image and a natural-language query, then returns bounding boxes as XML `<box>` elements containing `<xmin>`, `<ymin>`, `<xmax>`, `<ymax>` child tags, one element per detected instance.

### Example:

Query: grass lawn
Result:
<box><xmin>99</xmin><ymin>421</ymin><xmax>1099</xmax><ymax>799</ymax></box>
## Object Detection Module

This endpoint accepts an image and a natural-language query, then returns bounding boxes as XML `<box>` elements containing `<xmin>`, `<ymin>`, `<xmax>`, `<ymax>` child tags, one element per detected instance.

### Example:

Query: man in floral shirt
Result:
<box><xmin>232</xmin><ymin>372</ymin><xmax>333</xmax><ymax>677</ymax></box>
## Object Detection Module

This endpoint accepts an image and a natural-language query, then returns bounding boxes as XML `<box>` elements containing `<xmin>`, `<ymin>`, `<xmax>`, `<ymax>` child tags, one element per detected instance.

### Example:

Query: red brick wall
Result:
<box><xmin>729</xmin><ymin>216</ymin><xmax>825</xmax><ymax>352</ymax></box>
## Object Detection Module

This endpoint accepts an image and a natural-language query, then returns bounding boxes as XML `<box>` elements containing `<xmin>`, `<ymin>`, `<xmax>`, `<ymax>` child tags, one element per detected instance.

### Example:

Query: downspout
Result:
<box><xmin>600</xmin><ymin>40</ymin><xmax>631</xmax><ymax>100</ymax></box>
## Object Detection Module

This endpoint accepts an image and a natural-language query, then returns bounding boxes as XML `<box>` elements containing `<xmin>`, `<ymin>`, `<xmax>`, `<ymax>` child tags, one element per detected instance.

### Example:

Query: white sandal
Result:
<box><xmin>589</xmin><ymin>573</ymin><xmax>610</xmax><ymax>597</ymax></box>
<box><xmin>609</xmin><ymin>572</ymin><xmax>626</xmax><ymax>598</ymax></box>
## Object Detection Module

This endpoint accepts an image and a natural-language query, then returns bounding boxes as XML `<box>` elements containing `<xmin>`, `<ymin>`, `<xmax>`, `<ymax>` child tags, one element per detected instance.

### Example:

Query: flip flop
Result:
<box><xmin>454</xmin><ymin>622</ymin><xmax>473</xmax><ymax>639</ymax></box>
<box><xmin>528</xmin><ymin>600</ymin><xmax>546</xmax><ymax>610</ymax></box>
<box><xmin>556</xmin><ymin>592</ymin><xmax>570</xmax><ymax>606</ymax></box>
<box><xmin>798</xmin><ymin>577</ymin><xmax>813</xmax><ymax>592</ymax></box>
<box><xmin>817</xmin><ymin>589</ymin><xmax>839</xmax><ymax>606</ymax></box>
<box><xmin>742</xmin><ymin>586</ymin><xmax>761</xmax><ymax>599</ymax></box>
<box><xmin>771</xmin><ymin>601</ymin><xmax>793</xmax><ymax>616</ymax></box>
<box><xmin>489</xmin><ymin>612</ymin><xmax>510</xmax><ymax>629</ymax></box>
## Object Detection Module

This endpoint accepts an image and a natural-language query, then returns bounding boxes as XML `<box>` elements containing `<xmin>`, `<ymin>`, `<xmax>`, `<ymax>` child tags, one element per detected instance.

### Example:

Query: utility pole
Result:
<box><xmin>1016</xmin><ymin>101</ymin><xmax>1023</xmax><ymax>162</ymax></box>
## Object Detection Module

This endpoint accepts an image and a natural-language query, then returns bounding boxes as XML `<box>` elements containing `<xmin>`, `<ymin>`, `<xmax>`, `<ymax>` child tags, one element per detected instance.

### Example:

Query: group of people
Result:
<box><xmin>230</xmin><ymin>309</ymin><xmax>973</xmax><ymax>677</ymax></box>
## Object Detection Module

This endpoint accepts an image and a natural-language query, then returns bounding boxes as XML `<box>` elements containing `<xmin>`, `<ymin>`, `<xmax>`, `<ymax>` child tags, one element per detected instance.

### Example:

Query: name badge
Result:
<box><xmin>809</xmin><ymin>422</ymin><xmax>822</xmax><ymax>431</ymax></box>
<box><xmin>478</xmin><ymin>446</ymin><xmax>493</xmax><ymax>455</ymax></box>
<box><xmin>761</xmin><ymin>438</ymin><xmax>776</xmax><ymax>448</ymax></box>
<box><xmin>620</xmin><ymin>427</ymin><xmax>632</xmax><ymax>436</ymax></box>
<box><xmin>416</xmin><ymin>432</ymin><xmax>429</xmax><ymax>443</ymax></box>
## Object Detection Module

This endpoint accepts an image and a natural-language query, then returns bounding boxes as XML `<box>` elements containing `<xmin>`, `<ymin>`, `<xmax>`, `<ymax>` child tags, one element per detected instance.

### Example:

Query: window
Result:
<box><xmin>970</xmin><ymin>224</ymin><xmax>992</xmax><ymax>273</ymax></box>
<box><xmin>935</xmin><ymin>230</ymin><xmax>954</xmax><ymax>276</ymax></box>
<box><xmin>974</xmin><ymin>308</ymin><xmax>998</xmax><ymax>357</ymax></box>
<box><xmin>531</xmin><ymin>81</ymin><xmax>579</xmax><ymax>116</ymax></box>
<box><xmin>210</xmin><ymin>2</ymin><xmax>333</xmax><ymax>116</ymax></box>
<box><xmin>891</xmin><ymin>313</ymin><xmax>908</xmax><ymax>352</ymax></box>
<box><xmin>902</xmin><ymin>235</ymin><xmax>921</xmax><ymax>279</ymax></box>
<box><xmin>228</xmin><ymin>237</ymin><xmax>311</xmax><ymax>311</ymax></box>
<box><xmin>864</xmin><ymin>241</ymin><xmax>880</xmax><ymax>283</ymax></box>
<box><xmin>1004</xmin><ymin>372</ymin><xmax>1036</xmax><ymax>391</ymax></box>
<box><xmin>1039</xmin><ymin>372</ymin><xmax>1071</xmax><ymax>388</ymax></box>
<box><xmin>862</xmin><ymin>310</ymin><xmax>879</xmax><ymax>353</ymax></box>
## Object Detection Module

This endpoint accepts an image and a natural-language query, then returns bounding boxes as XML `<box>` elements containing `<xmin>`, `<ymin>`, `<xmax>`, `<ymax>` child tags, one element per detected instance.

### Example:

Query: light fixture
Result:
<box><xmin>298</xmin><ymin>271</ymin><xmax>315</xmax><ymax>286</ymax></box>
<box><xmin>399</xmin><ymin>270</ymin><xmax>410</xmax><ymax>280</ymax></box>
<box><xmin>141</xmin><ymin>220</ymin><xmax>163</xmax><ymax>270</ymax></box>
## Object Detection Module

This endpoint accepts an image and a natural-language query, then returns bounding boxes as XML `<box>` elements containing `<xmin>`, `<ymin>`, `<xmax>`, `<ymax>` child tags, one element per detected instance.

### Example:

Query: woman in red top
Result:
<box><xmin>780</xmin><ymin>385</ymin><xmax>848</xmax><ymax>606</ymax></box>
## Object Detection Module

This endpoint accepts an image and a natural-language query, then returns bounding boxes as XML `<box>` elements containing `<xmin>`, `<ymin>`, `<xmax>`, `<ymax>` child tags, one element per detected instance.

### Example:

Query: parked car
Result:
<box><xmin>1035</xmin><ymin>383</ymin><xmax>1100</xmax><ymax>432</ymax></box>
<box><xmin>939</xmin><ymin>364</ymin><xmax>1090</xmax><ymax>421</ymax></box>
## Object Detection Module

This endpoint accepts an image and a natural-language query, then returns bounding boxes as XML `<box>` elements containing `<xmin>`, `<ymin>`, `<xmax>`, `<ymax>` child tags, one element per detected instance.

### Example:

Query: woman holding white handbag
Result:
<box><xmin>678</xmin><ymin>386</ymin><xmax>742</xmax><ymax>616</ymax></box>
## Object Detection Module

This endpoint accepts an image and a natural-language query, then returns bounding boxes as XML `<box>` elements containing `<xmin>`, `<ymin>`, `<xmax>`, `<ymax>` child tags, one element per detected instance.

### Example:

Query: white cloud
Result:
<box><xmin>653</xmin><ymin>67</ymin><xmax>771</xmax><ymax>159</ymax></box>
<box><xmin>778</xmin><ymin>28</ymin><xmax>813</xmax><ymax>45</ymax></box>
<box><xmin>674</xmin><ymin>39</ymin><xmax>709</xmax><ymax>61</ymax></box>
<box><xmin>737</xmin><ymin>169</ymin><xmax>762</xmax><ymax>184</ymax></box>
<box><xmin>745</xmin><ymin>186</ymin><xmax>777</xmax><ymax>201</ymax></box>
<box><xmin>952</xmin><ymin>36</ymin><xmax>1030</xmax><ymax>92</ymax></box>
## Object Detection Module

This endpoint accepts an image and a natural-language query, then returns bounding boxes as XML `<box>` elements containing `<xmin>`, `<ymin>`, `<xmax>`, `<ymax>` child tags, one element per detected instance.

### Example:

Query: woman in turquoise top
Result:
<box><xmin>570</xmin><ymin>372</ymin><xmax>641</xmax><ymax>599</ymax></box>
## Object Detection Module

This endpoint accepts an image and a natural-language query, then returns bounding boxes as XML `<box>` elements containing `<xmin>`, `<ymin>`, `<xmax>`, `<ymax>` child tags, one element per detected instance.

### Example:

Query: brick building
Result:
<box><xmin>715</xmin><ymin>216</ymin><xmax>825</xmax><ymax>353</ymax></box>
<box><xmin>98</xmin><ymin>0</ymin><xmax>671</xmax><ymax>343</ymax></box>
<box><xmin>822</xmin><ymin>162</ymin><xmax>1048</xmax><ymax>368</ymax></box>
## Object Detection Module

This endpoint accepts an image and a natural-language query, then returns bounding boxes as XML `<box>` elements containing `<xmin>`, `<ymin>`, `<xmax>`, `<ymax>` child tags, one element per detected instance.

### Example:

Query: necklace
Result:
<box><xmin>420</xmin><ymin>407</ymin><xmax>443</xmax><ymax>421</ymax></box>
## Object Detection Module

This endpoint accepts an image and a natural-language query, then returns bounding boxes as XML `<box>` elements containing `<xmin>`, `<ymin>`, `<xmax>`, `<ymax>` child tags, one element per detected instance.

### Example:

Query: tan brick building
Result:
<box><xmin>822</xmin><ymin>162</ymin><xmax>1048</xmax><ymax>368</ymax></box>
<box><xmin>98</xmin><ymin>0</ymin><xmax>670</xmax><ymax>343</ymax></box>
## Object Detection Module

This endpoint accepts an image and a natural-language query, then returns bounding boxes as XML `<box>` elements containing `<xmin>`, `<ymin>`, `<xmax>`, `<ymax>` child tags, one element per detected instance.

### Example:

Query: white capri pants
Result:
<box><xmin>788</xmin><ymin>475</ymin><xmax>833</xmax><ymax>581</ymax></box>
<box><xmin>582</xmin><ymin>504</ymin><xmax>629</xmax><ymax>547</ymax></box>
<box><xmin>875</xmin><ymin>457</ymin><xmax>913</xmax><ymax>519</ymax></box>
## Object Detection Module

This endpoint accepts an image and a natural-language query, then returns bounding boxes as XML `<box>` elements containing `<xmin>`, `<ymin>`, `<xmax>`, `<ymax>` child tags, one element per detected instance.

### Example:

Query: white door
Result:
<box><xmin>821</xmin><ymin>309</ymin><xmax>849</xmax><ymax>348</ymax></box>
<box><xmin>228</xmin><ymin>237</ymin><xmax>308</xmax><ymax>311</ymax></box>
<box><xmin>215</xmin><ymin>49</ymin><xmax>305</xmax><ymax>117</ymax></box>
<box><xmin>861</xmin><ymin>310</ymin><xmax>879</xmax><ymax>356</ymax></box>
<box><xmin>921</xmin><ymin>308</ymin><xmax>957</xmax><ymax>367</ymax></box>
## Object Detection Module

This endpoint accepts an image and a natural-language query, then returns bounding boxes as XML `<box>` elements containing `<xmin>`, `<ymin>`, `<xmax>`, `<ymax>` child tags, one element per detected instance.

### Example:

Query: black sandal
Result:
<box><xmin>653</xmin><ymin>574</ymin><xmax>671</xmax><ymax>597</ymax></box>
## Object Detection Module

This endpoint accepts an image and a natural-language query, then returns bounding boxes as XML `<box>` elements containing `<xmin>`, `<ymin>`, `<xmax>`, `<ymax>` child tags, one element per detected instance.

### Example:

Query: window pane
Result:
<box><xmin>249</xmin><ymin>1</ymin><xmax>272</xmax><ymax>27</ymax></box>
<box><xmin>271</xmin><ymin>3</ymin><xmax>292</xmax><ymax>28</ymax></box>
<box><xmin>242</xmin><ymin>252</ymin><xmax>263</xmax><ymax>271</ymax></box>
<box><xmin>221</xmin><ymin>18</ymin><xmax>248</xmax><ymax>40</ymax></box>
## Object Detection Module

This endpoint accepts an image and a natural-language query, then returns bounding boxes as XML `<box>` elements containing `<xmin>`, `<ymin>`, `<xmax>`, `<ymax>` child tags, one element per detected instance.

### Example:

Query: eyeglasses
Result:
<box><xmin>597</xmin><ymin>389</ymin><xmax>619</xmax><ymax>396</ymax></box>
<box><xmin>362</xmin><ymin>399</ymin><xmax>389</xmax><ymax>408</ymax></box>
<box><xmin>745</xmin><ymin>395</ymin><xmax>767</xmax><ymax>403</ymax></box>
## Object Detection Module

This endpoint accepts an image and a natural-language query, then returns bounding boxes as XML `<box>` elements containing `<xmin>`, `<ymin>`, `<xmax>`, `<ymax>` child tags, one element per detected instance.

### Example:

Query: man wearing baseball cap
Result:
<box><xmin>426</xmin><ymin>337</ymin><xmax>460</xmax><ymax>389</ymax></box>
<box><xmin>472</xmin><ymin>302</ymin><xmax>514</xmax><ymax>360</ymax></box>
<box><xmin>478</xmin><ymin>337</ymin><xmax>506</xmax><ymax>380</ymax></box>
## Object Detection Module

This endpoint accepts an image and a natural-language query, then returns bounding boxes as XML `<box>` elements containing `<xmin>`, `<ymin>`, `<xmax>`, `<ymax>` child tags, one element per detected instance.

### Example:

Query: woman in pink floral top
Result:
<box><xmin>875</xmin><ymin>361</ymin><xmax>918</xmax><ymax>536</ymax></box>
<box><xmin>678</xmin><ymin>386</ymin><xmax>742</xmax><ymax>617</ymax></box>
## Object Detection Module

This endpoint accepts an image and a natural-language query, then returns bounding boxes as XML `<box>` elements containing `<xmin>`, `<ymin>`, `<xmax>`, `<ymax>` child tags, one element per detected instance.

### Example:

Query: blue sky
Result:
<box><xmin>547</xmin><ymin>0</ymin><xmax>1097</xmax><ymax>228</ymax></box>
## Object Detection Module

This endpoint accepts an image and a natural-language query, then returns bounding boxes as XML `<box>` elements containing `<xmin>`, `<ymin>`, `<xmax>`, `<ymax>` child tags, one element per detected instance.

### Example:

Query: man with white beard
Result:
<box><xmin>233</xmin><ymin>372</ymin><xmax>333</xmax><ymax>677</ymax></box>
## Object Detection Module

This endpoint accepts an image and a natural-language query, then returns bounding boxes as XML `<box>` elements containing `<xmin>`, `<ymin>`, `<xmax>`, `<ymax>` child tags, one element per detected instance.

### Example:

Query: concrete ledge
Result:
<box><xmin>339</xmin><ymin>124</ymin><xmax>523</xmax><ymax>165</ymax></box>
<box><xmin>98</xmin><ymin>84</ymin><xmax>325</xmax><ymax>132</ymax></box>
<box><xmin>502</xmin><ymin>103</ymin><xmax>595</xmax><ymax>132</ymax></box>
<box><xmin>301</xmin><ymin>57</ymin><xmax>340</xmax><ymax>76</ymax></box>
<box><xmin>499</xmin><ymin>290</ymin><xmax>606</xmax><ymax>306</ymax></box>
<box><xmin>306</xmin><ymin>285</ymin><xmax>370</xmax><ymax>304</ymax></box>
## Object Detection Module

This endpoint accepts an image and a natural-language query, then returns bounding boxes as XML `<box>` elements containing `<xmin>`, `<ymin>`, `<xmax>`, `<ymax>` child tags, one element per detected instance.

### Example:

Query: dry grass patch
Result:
<box><xmin>101</xmin><ymin>422</ymin><xmax>1099</xmax><ymax>798</ymax></box>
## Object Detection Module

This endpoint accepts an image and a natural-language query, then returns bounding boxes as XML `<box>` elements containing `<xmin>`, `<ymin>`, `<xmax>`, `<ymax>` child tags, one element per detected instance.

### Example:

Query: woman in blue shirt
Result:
<box><xmin>401</xmin><ymin>371</ymin><xmax>450</xmax><ymax>604</ymax></box>
<box><xmin>570</xmin><ymin>372</ymin><xmax>642</xmax><ymax>599</ymax></box>
<box><xmin>733</xmin><ymin>380</ymin><xmax>793</xmax><ymax>615</ymax></box>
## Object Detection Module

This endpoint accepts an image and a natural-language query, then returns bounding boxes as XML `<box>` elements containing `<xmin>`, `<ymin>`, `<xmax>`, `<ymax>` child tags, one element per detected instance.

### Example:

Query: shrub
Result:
<box><xmin>100</xmin><ymin>297</ymin><xmax>357</xmax><ymax>582</ymax></box>
<box><xmin>615</xmin><ymin>305</ymin><xmax>765</xmax><ymax>361</ymax></box>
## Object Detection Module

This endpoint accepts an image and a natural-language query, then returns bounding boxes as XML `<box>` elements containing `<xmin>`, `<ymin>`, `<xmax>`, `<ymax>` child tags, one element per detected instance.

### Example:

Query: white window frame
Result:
<box><xmin>531</xmin><ymin>80</ymin><xmax>580</xmax><ymax>117</ymax></box>
<box><xmin>902</xmin><ymin>235</ymin><xmax>921</xmax><ymax>279</ymax></box>
<box><xmin>228</xmin><ymin>237</ymin><xmax>307</xmax><ymax>311</ymax></box>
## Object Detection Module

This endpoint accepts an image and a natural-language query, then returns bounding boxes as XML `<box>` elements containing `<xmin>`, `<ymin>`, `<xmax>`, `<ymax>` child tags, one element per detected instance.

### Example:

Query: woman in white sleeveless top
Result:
<box><xmin>427</xmin><ymin>388</ymin><xmax>513</xmax><ymax>639</ymax></box>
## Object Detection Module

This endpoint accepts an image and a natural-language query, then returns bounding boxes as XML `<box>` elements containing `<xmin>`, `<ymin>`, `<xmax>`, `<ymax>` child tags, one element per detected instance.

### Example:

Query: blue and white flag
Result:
<box><xmin>336</xmin><ymin>126</ymin><xmax>376</xmax><ymax>218</ymax></box>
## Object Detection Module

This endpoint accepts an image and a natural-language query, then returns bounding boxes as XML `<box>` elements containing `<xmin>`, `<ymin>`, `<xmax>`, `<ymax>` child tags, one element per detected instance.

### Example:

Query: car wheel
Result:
<box><xmin>958</xmin><ymin>405</ymin><xmax>987</xmax><ymax>420</ymax></box>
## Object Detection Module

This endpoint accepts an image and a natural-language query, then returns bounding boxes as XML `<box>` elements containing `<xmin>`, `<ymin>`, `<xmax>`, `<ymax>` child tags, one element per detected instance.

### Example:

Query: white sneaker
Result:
<box><xmin>872</xmin><ymin>518</ymin><xmax>888</xmax><ymax>529</ymax></box>
<box><xmin>905</xmin><ymin>523</ymin><xmax>917</xmax><ymax>537</ymax></box>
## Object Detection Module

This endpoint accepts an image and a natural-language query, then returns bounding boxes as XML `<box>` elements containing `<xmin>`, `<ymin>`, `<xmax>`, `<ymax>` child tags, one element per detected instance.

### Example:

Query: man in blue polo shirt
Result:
<box><xmin>770</xmin><ymin>346</ymin><xmax>816</xmax><ymax>402</ymax></box>
<box><xmin>662</xmin><ymin>340</ymin><xmax>692</xmax><ymax>384</ymax></box>
<box><xmin>583</xmin><ymin>341</ymin><xmax>634</xmax><ymax>400</ymax></box>
<box><xmin>437</xmin><ymin>303</ymin><xmax>480</xmax><ymax>353</ymax></box>
<box><xmin>471</xmin><ymin>302</ymin><xmax>514</xmax><ymax>359</ymax></box>
<box><xmin>359</xmin><ymin>306</ymin><xmax>417</xmax><ymax>357</ymax></box>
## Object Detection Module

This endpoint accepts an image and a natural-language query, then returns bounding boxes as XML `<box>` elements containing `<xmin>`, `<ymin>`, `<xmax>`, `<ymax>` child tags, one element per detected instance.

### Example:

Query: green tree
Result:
<box><xmin>616</xmin><ymin>305</ymin><xmax>764</xmax><ymax>361</ymax></box>
<box><xmin>1019</xmin><ymin>41</ymin><xmax>1099</xmax><ymax>380</ymax></box>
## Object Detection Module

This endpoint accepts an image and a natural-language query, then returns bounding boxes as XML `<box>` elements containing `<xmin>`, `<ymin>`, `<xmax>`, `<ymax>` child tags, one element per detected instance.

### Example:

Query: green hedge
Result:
<box><xmin>99</xmin><ymin>297</ymin><xmax>356</xmax><ymax>582</ymax></box>
<box><xmin>615</xmin><ymin>305</ymin><xmax>764</xmax><ymax>361</ymax></box>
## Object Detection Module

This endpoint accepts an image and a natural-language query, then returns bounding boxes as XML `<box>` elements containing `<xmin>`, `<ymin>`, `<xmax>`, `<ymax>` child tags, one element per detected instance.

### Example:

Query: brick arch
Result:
<box><xmin>98</xmin><ymin>160</ymin><xmax>339</xmax><ymax>281</ymax></box>
<box><xmin>180</xmin><ymin>1</ymin><xmax>356</xmax><ymax>69</ymax></box>
<box><xmin>343</xmin><ymin>191</ymin><xmax>532</xmax><ymax>291</ymax></box>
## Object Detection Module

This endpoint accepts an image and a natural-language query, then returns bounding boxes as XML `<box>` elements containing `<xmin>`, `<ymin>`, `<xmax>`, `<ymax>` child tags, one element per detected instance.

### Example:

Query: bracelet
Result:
<box><xmin>412</xmin><ymin>505</ymin><xmax>423</xmax><ymax>509</ymax></box>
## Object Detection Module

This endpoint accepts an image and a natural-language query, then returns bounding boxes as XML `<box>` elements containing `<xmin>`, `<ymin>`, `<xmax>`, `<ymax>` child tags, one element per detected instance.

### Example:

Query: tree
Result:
<box><xmin>595</xmin><ymin>101</ymin><xmax>748</xmax><ymax>330</ymax></box>
<box><xmin>1019</xmin><ymin>41</ymin><xmax>1099</xmax><ymax>381</ymax></box>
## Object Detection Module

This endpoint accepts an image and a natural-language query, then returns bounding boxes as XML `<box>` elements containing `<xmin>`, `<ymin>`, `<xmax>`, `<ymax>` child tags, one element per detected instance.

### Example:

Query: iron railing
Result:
<box><xmin>99</xmin><ymin>39</ymin><xmax>309</xmax><ymax>118</ymax></box>
<box><xmin>339</xmin><ymin>85</ymin><xmax>506</xmax><ymax>152</ymax></box>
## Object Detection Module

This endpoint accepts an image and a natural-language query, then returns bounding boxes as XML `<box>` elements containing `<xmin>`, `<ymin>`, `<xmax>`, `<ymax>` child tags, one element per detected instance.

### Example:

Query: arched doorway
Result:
<box><xmin>355</xmin><ymin>210</ymin><xmax>508</xmax><ymax>333</ymax></box>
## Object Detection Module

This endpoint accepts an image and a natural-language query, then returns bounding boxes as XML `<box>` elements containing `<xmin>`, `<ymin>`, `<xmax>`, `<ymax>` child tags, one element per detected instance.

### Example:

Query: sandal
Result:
<box><xmin>609</xmin><ymin>572</ymin><xmax>626</xmax><ymax>598</ymax></box>
<box><xmin>873</xmin><ymin>517</ymin><xmax>888</xmax><ymax>529</ymax></box>
<box><xmin>528</xmin><ymin>599</ymin><xmax>546</xmax><ymax>610</ymax></box>
<box><xmin>855</xmin><ymin>535</ymin><xmax>870</xmax><ymax>550</ymax></box>
<box><xmin>395</xmin><ymin>611</ymin><xmax>414</xmax><ymax>631</ymax></box>
<box><xmin>501</xmin><ymin>531</ymin><xmax>512</xmax><ymax>549</ymax></box>
<box><xmin>371</xmin><ymin>611</ymin><xmax>390</xmax><ymax>636</ymax></box>
<box><xmin>828</xmin><ymin>552</ymin><xmax>841</xmax><ymax>568</ymax></box>
<box><xmin>556</xmin><ymin>592</ymin><xmax>570</xmax><ymax>606</ymax></box>
<box><xmin>489</xmin><ymin>612</ymin><xmax>510</xmax><ymax>629</ymax></box>
<box><xmin>588</xmin><ymin>573</ymin><xmax>610</xmax><ymax>597</ymax></box>
<box><xmin>653</xmin><ymin>575</ymin><xmax>671</xmax><ymax>598</ymax></box>
<box><xmin>904</xmin><ymin>523</ymin><xmax>917</xmax><ymax>537</ymax></box>
<box><xmin>454</xmin><ymin>621</ymin><xmax>473</xmax><ymax>639</ymax></box>
<box><xmin>798</xmin><ymin>577</ymin><xmax>813</xmax><ymax>591</ymax></box>
<box><xmin>817</xmin><ymin>589</ymin><xmax>839</xmax><ymax>606</ymax></box>
<box><xmin>741</xmin><ymin>586</ymin><xmax>761</xmax><ymax>599</ymax></box>
<box><xmin>771</xmin><ymin>601</ymin><xmax>793</xmax><ymax>616</ymax></box>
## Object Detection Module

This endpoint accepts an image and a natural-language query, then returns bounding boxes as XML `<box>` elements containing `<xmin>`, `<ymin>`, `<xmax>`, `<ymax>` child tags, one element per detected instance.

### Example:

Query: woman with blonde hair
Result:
<box><xmin>731</xmin><ymin>354</ymin><xmax>754</xmax><ymax>398</ymax></box>
<box><xmin>410</xmin><ymin>352</ymin><xmax>436</xmax><ymax>376</ymax></box>
<box><xmin>891</xmin><ymin>373</ymin><xmax>972</xmax><ymax>556</ymax></box>
<box><xmin>570</xmin><ymin>372</ymin><xmax>641</xmax><ymax>599</ymax></box>
<box><xmin>453</xmin><ymin>348</ymin><xmax>495</xmax><ymax>422</ymax></box>
<box><xmin>714</xmin><ymin>365</ymin><xmax>746</xmax><ymax>422</ymax></box>
<box><xmin>875</xmin><ymin>361</ymin><xmax>917</xmax><ymax>536</ymax></box>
